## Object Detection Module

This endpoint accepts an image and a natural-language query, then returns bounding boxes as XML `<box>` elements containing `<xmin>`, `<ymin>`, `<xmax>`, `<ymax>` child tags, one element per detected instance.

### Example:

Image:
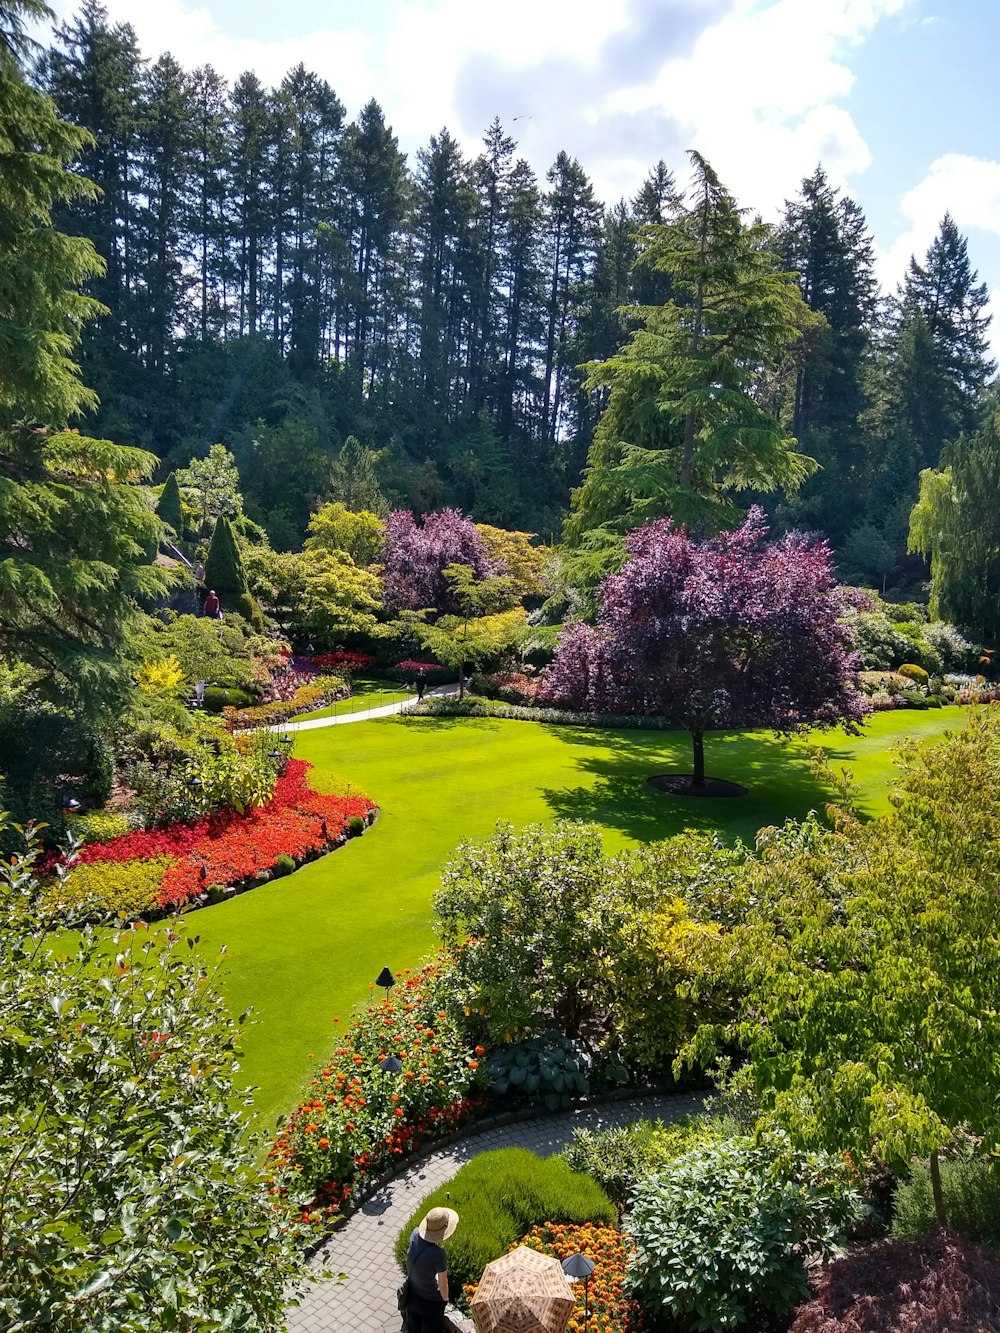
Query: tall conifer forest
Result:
<box><xmin>35</xmin><ymin>1</ymin><xmax>996</xmax><ymax>587</ymax></box>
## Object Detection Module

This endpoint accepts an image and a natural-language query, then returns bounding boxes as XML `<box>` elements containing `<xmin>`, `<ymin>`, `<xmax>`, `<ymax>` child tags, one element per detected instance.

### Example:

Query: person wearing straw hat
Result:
<box><xmin>402</xmin><ymin>1205</ymin><xmax>459</xmax><ymax>1332</ymax></box>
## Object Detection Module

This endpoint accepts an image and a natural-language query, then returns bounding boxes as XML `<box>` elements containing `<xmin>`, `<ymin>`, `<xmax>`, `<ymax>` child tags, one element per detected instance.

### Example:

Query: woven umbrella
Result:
<box><xmin>470</xmin><ymin>1245</ymin><xmax>576</xmax><ymax>1333</ymax></box>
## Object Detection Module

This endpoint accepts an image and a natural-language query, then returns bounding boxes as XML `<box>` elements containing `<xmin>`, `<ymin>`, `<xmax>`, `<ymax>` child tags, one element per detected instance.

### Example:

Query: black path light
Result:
<box><xmin>562</xmin><ymin>1252</ymin><xmax>596</xmax><ymax>1325</ymax></box>
<box><xmin>61</xmin><ymin>794</ymin><xmax>81</xmax><ymax>813</ymax></box>
<box><xmin>379</xmin><ymin>1055</ymin><xmax>403</xmax><ymax>1074</ymax></box>
<box><xmin>375</xmin><ymin>966</ymin><xmax>396</xmax><ymax>999</ymax></box>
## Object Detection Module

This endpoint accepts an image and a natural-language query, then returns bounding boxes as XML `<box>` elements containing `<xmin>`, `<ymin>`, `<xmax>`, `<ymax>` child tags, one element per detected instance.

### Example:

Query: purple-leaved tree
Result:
<box><xmin>541</xmin><ymin>508</ymin><xmax>864</xmax><ymax>788</ymax></box>
<box><xmin>380</xmin><ymin>508</ymin><xmax>495</xmax><ymax>616</ymax></box>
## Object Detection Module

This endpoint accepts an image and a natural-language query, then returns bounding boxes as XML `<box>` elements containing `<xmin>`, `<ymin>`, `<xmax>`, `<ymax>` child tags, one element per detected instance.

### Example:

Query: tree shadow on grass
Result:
<box><xmin>378</xmin><ymin>714</ymin><xmax>505</xmax><ymax>733</ymax></box>
<box><xmin>538</xmin><ymin>723</ymin><xmax>842</xmax><ymax>846</ymax></box>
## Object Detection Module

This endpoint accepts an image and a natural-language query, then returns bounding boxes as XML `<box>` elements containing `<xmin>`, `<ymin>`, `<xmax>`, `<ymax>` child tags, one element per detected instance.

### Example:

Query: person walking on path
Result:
<box><xmin>403</xmin><ymin>1207</ymin><xmax>457</xmax><ymax>1333</ymax></box>
<box><xmin>203</xmin><ymin>588</ymin><xmax>221</xmax><ymax>619</ymax></box>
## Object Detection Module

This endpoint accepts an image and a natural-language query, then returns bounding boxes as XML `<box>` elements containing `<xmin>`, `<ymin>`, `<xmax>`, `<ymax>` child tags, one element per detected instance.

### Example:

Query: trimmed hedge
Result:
<box><xmin>393</xmin><ymin>1148</ymin><xmax>615</xmax><ymax>1295</ymax></box>
<box><xmin>410</xmin><ymin>694</ymin><xmax>677</xmax><ymax>730</ymax></box>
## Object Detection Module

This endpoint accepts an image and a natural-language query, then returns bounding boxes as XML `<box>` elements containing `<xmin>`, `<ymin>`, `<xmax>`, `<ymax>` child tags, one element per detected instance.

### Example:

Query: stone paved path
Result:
<box><xmin>285</xmin><ymin>1090</ymin><xmax>702</xmax><ymax>1333</ymax></box>
<box><xmin>285</xmin><ymin>685</ymin><xmax>457</xmax><ymax>733</ymax></box>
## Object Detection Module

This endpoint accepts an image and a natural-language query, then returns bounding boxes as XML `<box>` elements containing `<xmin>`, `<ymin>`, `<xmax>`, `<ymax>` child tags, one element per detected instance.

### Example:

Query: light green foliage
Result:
<box><xmin>628</xmin><ymin>1137</ymin><xmax>862</xmax><ymax>1331</ymax></box>
<box><xmin>567</xmin><ymin>151</ymin><xmax>817</xmax><ymax>546</ymax></box>
<box><xmin>909</xmin><ymin>412</ymin><xmax>1000</xmax><ymax>640</ymax></box>
<box><xmin>682</xmin><ymin>712</ymin><xmax>1000</xmax><ymax>1178</ymax></box>
<box><xmin>486</xmin><ymin>1033</ymin><xmax>590</xmax><ymax>1110</ymax></box>
<box><xmin>189</xmin><ymin>745</ymin><xmax>277</xmax><ymax>815</ymax></box>
<box><xmin>42</xmin><ymin>855</ymin><xmax>176</xmax><ymax>921</ymax></box>
<box><xmin>562</xmin><ymin>1115</ymin><xmax>742</xmax><ymax>1214</ymax></box>
<box><xmin>0</xmin><ymin>823</ymin><xmax>302</xmax><ymax>1328</ymax></box>
<box><xmin>306</xmin><ymin>501</ymin><xmax>385</xmax><ymax>566</ymax></box>
<box><xmin>897</xmin><ymin>662</ymin><xmax>929</xmax><ymax>686</ymax></box>
<box><xmin>75</xmin><ymin>809</ymin><xmax>131</xmax><ymax>843</ymax></box>
<box><xmin>248</xmin><ymin>545</ymin><xmax>383</xmax><ymax>647</ymax></box>
<box><xmin>434</xmin><ymin>822</ymin><xmax>718</xmax><ymax>1063</ymax></box>
<box><xmin>893</xmin><ymin>1150</ymin><xmax>1000</xmax><ymax>1249</ymax></box>
<box><xmin>393</xmin><ymin>1148</ymin><xmax>615</xmax><ymax>1295</ymax></box>
<box><xmin>475</xmin><ymin>524</ymin><xmax>550</xmax><ymax>601</ymax></box>
<box><xmin>147</xmin><ymin>613</ymin><xmax>284</xmax><ymax>694</ymax></box>
<box><xmin>178</xmin><ymin>443</ymin><xmax>244</xmax><ymax>537</ymax></box>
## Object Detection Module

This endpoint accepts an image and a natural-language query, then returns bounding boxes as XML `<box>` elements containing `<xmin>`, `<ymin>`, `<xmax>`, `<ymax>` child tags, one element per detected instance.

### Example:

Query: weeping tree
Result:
<box><xmin>543</xmin><ymin>508</ymin><xmax>864</xmax><ymax>788</ymax></box>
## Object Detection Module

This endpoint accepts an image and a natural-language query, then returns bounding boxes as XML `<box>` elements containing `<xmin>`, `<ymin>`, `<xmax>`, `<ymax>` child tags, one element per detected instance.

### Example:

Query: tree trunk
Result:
<box><xmin>929</xmin><ymin>1147</ymin><xmax>947</xmax><ymax>1228</ymax></box>
<box><xmin>691</xmin><ymin>728</ymin><xmax>705</xmax><ymax>787</ymax></box>
<box><xmin>458</xmin><ymin>664</ymin><xmax>465</xmax><ymax>700</ymax></box>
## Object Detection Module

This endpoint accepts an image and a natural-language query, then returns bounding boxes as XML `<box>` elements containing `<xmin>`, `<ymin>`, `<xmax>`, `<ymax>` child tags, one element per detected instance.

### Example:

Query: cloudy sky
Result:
<box><xmin>44</xmin><ymin>0</ymin><xmax>1000</xmax><ymax>330</ymax></box>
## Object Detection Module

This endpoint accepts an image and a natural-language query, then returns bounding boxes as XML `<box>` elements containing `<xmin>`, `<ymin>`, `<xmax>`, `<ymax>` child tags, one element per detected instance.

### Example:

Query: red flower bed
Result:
<box><xmin>60</xmin><ymin>761</ymin><xmax>376</xmax><ymax>914</ymax></box>
<box><xmin>312</xmin><ymin>651</ymin><xmax>375</xmax><ymax>672</ymax></box>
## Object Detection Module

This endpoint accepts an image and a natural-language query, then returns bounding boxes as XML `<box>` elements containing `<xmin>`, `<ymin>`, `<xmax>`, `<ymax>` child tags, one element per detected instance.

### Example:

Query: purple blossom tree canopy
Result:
<box><xmin>380</xmin><ymin>507</ymin><xmax>496</xmax><ymax>616</ymax></box>
<box><xmin>542</xmin><ymin>507</ymin><xmax>864</xmax><ymax>782</ymax></box>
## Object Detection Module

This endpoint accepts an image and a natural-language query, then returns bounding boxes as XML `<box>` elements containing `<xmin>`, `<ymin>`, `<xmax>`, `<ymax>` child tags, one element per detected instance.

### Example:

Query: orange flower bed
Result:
<box><xmin>516</xmin><ymin>1222</ymin><xmax>645</xmax><ymax>1333</ymax></box>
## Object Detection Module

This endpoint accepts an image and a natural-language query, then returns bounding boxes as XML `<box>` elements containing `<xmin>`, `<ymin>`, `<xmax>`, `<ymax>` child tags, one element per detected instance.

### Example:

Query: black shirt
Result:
<box><xmin>407</xmin><ymin>1229</ymin><xmax>446</xmax><ymax>1303</ymax></box>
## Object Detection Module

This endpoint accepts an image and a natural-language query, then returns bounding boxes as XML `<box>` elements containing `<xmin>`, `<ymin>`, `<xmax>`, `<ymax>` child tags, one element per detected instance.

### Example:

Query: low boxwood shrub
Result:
<box><xmin>897</xmin><ymin>662</ymin><xmax>929</xmax><ymax>687</ymax></box>
<box><xmin>273</xmin><ymin>853</ymin><xmax>296</xmax><ymax>877</ymax></box>
<box><xmin>346</xmin><ymin>815</ymin><xmax>365</xmax><ymax>837</ymax></box>
<box><xmin>628</xmin><ymin>1136</ymin><xmax>862</xmax><ymax>1331</ymax></box>
<box><xmin>393</xmin><ymin>1148</ymin><xmax>615</xmax><ymax>1295</ymax></box>
<box><xmin>893</xmin><ymin>1152</ymin><xmax>1000</xmax><ymax>1250</ymax></box>
<box><xmin>202</xmin><ymin>685</ymin><xmax>254</xmax><ymax>713</ymax></box>
<box><xmin>789</xmin><ymin>1229</ymin><xmax>1000</xmax><ymax>1332</ymax></box>
<box><xmin>486</xmin><ymin>1033</ymin><xmax>590</xmax><ymax>1110</ymax></box>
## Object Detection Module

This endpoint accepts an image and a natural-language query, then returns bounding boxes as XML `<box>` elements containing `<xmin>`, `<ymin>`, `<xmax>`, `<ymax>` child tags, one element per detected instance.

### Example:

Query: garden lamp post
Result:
<box><xmin>375</xmin><ymin>966</ymin><xmax>396</xmax><ymax>999</ymax></box>
<box><xmin>562</xmin><ymin>1253</ymin><xmax>595</xmax><ymax>1325</ymax></box>
<box><xmin>379</xmin><ymin>1055</ymin><xmax>403</xmax><ymax>1074</ymax></box>
<box><xmin>61</xmin><ymin>795</ymin><xmax>81</xmax><ymax>814</ymax></box>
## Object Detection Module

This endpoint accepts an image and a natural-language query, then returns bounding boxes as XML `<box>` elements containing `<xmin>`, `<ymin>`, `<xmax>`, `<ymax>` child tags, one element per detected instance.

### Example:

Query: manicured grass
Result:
<box><xmin>189</xmin><ymin>707</ymin><xmax>970</xmax><ymax>1129</ymax></box>
<box><xmin>293</xmin><ymin>676</ymin><xmax>414</xmax><ymax>722</ymax></box>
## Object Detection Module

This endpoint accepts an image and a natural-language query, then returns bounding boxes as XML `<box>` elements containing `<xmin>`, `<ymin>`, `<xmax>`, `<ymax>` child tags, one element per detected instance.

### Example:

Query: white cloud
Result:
<box><xmin>45</xmin><ymin>0</ymin><xmax>911</xmax><ymax>215</ymax></box>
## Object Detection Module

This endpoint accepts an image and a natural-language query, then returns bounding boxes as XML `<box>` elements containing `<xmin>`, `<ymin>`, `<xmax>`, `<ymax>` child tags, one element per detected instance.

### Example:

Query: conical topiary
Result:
<box><xmin>156</xmin><ymin>471</ymin><xmax>184</xmax><ymax>534</ymax></box>
<box><xmin>204</xmin><ymin>515</ymin><xmax>248</xmax><ymax>603</ymax></box>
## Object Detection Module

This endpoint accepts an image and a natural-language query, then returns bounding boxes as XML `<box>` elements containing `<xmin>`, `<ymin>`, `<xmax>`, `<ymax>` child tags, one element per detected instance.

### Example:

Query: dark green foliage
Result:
<box><xmin>201</xmin><ymin>685</ymin><xmax>254</xmax><ymax>713</ymax></box>
<box><xmin>273</xmin><ymin>853</ymin><xmax>296</xmax><ymax>878</ymax></box>
<box><xmin>204</xmin><ymin>515</ymin><xmax>248</xmax><ymax>601</ymax></box>
<box><xmin>893</xmin><ymin>1152</ymin><xmax>1000</xmax><ymax>1249</ymax></box>
<box><xmin>393</xmin><ymin>1148</ymin><xmax>615</xmax><ymax>1294</ymax></box>
<box><xmin>346</xmin><ymin>815</ymin><xmax>365</xmax><ymax>837</ymax></box>
<box><xmin>486</xmin><ymin>1033</ymin><xmax>590</xmax><ymax>1110</ymax></box>
<box><xmin>156</xmin><ymin>470</ymin><xmax>183</xmax><ymax>533</ymax></box>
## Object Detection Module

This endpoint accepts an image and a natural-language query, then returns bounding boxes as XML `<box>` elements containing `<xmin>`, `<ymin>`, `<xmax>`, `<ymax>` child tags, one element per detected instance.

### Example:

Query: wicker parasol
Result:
<box><xmin>470</xmin><ymin>1245</ymin><xmax>576</xmax><ymax>1333</ymax></box>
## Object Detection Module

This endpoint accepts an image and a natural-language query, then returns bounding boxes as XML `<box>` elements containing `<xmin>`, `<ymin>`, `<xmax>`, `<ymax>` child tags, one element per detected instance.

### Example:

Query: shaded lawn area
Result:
<box><xmin>292</xmin><ymin>676</ymin><xmax>414</xmax><ymax>722</ymax></box>
<box><xmin>188</xmin><ymin>707</ymin><xmax>968</xmax><ymax>1129</ymax></box>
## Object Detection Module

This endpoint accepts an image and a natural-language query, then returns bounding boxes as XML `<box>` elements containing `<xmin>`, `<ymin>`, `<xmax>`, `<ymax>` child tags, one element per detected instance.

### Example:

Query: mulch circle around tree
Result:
<box><xmin>646</xmin><ymin>774</ymin><xmax>748</xmax><ymax>798</ymax></box>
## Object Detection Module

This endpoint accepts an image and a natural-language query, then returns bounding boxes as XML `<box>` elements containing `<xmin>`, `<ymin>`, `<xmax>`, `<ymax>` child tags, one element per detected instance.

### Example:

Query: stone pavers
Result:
<box><xmin>284</xmin><ymin>1090</ymin><xmax>702</xmax><ymax>1333</ymax></box>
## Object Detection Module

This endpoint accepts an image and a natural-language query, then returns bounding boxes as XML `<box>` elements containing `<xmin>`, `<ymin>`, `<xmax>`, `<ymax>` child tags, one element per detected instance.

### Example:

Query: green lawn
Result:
<box><xmin>187</xmin><ymin>707</ymin><xmax>969</xmax><ymax>1130</ymax></box>
<box><xmin>293</xmin><ymin>676</ymin><xmax>414</xmax><ymax>722</ymax></box>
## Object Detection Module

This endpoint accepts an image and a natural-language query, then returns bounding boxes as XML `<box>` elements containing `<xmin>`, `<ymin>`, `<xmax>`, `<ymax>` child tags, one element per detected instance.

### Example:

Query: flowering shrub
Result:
<box><xmin>268</xmin><ymin>957</ymin><xmax>487</xmax><ymax>1227</ymax></box>
<box><xmin>48</xmin><ymin>761</ymin><xmax>375</xmax><ymax>921</ymax></box>
<box><xmin>224</xmin><ymin>674</ymin><xmax>349</xmax><ymax>729</ymax></box>
<box><xmin>859</xmin><ymin>670</ymin><xmax>912</xmax><ymax>695</ymax></box>
<box><xmin>312</xmin><ymin>651</ymin><xmax>375</xmax><ymax>673</ymax></box>
<box><xmin>473</xmin><ymin>671</ymin><xmax>544</xmax><ymax>705</ymax></box>
<box><xmin>519</xmin><ymin>1222</ymin><xmax>645</xmax><ymax>1333</ymax></box>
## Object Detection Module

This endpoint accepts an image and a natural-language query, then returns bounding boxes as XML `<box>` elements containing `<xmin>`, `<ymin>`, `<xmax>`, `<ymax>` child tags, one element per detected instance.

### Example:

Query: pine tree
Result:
<box><xmin>0</xmin><ymin>0</ymin><xmax>169</xmax><ymax>712</ymax></box>
<box><xmin>567</xmin><ymin>153</ymin><xmax>816</xmax><ymax>546</ymax></box>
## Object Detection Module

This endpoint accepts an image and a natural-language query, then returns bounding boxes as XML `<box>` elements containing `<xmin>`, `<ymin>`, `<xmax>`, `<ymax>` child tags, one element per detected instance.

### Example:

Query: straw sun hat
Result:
<box><xmin>419</xmin><ymin>1206</ymin><xmax>459</xmax><ymax>1243</ymax></box>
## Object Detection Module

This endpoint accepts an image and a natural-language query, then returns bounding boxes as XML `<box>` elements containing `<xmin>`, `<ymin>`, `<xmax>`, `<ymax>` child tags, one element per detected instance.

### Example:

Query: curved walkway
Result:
<box><xmin>286</xmin><ymin>684</ymin><xmax>458</xmax><ymax>733</ymax></box>
<box><xmin>285</xmin><ymin>1089</ymin><xmax>702</xmax><ymax>1333</ymax></box>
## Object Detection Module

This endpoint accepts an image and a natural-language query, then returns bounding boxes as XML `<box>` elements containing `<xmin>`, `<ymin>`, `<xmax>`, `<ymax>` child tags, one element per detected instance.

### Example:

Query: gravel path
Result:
<box><xmin>284</xmin><ymin>1090</ymin><xmax>702</xmax><ymax>1333</ymax></box>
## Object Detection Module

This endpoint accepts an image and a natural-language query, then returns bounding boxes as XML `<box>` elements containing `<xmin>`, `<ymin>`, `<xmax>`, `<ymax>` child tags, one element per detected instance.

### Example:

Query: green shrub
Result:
<box><xmin>273</xmin><ymin>854</ymin><xmax>296</xmax><ymax>877</ymax></box>
<box><xmin>75</xmin><ymin>810</ymin><xmax>131</xmax><ymax>844</ymax></box>
<box><xmin>628</xmin><ymin>1137</ymin><xmax>862</xmax><ymax>1331</ymax></box>
<box><xmin>202</xmin><ymin>685</ymin><xmax>254</xmax><ymax>713</ymax></box>
<box><xmin>393</xmin><ymin>1148</ymin><xmax>615</xmax><ymax>1295</ymax></box>
<box><xmin>346</xmin><ymin>816</ymin><xmax>365</xmax><ymax>837</ymax></box>
<box><xmin>897</xmin><ymin>662</ymin><xmax>929</xmax><ymax>686</ymax></box>
<box><xmin>486</xmin><ymin>1033</ymin><xmax>590</xmax><ymax>1110</ymax></box>
<box><xmin>893</xmin><ymin>1152</ymin><xmax>1000</xmax><ymax>1250</ymax></box>
<box><xmin>41</xmin><ymin>857</ymin><xmax>176</xmax><ymax>921</ymax></box>
<box><xmin>898</xmin><ymin>689</ymin><xmax>929</xmax><ymax>709</ymax></box>
<box><xmin>561</xmin><ymin>1115</ymin><xmax>739</xmax><ymax>1213</ymax></box>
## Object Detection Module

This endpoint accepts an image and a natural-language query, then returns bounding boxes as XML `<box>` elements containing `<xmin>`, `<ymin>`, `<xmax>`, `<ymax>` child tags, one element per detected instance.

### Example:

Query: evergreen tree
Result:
<box><xmin>567</xmin><ymin>153</ymin><xmax>816</xmax><ymax>548</ymax></box>
<box><xmin>156</xmin><ymin>470</ymin><xmax>183</xmax><ymax>533</ymax></box>
<box><xmin>778</xmin><ymin>166</ymin><xmax>877</xmax><ymax>540</ymax></box>
<box><xmin>0</xmin><ymin>0</ymin><xmax>168</xmax><ymax>712</ymax></box>
<box><xmin>204</xmin><ymin>514</ymin><xmax>251</xmax><ymax>618</ymax></box>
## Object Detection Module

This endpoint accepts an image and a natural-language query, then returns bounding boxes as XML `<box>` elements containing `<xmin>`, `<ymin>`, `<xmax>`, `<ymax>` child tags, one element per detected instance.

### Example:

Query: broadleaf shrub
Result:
<box><xmin>628</xmin><ymin>1136</ymin><xmax>862</xmax><ymax>1331</ymax></box>
<box><xmin>788</xmin><ymin>1229</ymin><xmax>1000</xmax><ymax>1332</ymax></box>
<box><xmin>393</xmin><ymin>1148</ymin><xmax>615</xmax><ymax>1295</ymax></box>
<box><xmin>486</xmin><ymin>1032</ymin><xmax>590</xmax><ymax>1109</ymax></box>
